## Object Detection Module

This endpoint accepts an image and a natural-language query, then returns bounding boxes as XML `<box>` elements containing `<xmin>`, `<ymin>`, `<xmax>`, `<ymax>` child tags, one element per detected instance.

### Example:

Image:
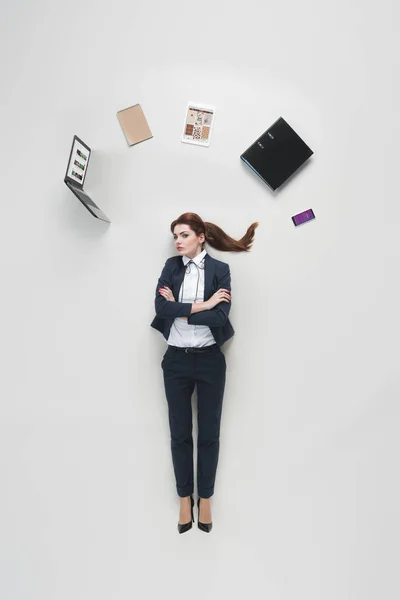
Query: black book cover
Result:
<box><xmin>240</xmin><ymin>117</ymin><xmax>313</xmax><ymax>191</ymax></box>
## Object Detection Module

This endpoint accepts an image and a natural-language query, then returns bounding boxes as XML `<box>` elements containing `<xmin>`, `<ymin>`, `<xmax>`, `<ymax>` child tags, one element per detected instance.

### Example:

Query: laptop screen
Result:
<box><xmin>66</xmin><ymin>137</ymin><xmax>91</xmax><ymax>186</ymax></box>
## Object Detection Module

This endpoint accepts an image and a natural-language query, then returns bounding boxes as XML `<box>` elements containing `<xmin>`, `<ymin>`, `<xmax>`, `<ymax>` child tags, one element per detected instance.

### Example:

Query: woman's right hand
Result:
<box><xmin>206</xmin><ymin>288</ymin><xmax>231</xmax><ymax>310</ymax></box>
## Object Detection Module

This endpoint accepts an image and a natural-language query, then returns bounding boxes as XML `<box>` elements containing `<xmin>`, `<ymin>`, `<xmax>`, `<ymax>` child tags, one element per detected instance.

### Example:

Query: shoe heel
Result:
<box><xmin>178</xmin><ymin>495</ymin><xmax>194</xmax><ymax>534</ymax></box>
<box><xmin>197</xmin><ymin>497</ymin><xmax>213</xmax><ymax>533</ymax></box>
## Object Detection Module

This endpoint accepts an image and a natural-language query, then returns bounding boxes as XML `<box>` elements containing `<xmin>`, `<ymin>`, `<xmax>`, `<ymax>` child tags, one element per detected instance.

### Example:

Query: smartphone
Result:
<box><xmin>292</xmin><ymin>208</ymin><xmax>315</xmax><ymax>226</ymax></box>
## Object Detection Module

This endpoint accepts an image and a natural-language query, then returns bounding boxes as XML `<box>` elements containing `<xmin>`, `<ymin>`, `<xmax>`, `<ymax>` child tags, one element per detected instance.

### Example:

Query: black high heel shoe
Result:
<box><xmin>197</xmin><ymin>497</ymin><xmax>213</xmax><ymax>533</ymax></box>
<box><xmin>177</xmin><ymin>495</ymin><xmax>194</xmax><ymax>534</ymax></box>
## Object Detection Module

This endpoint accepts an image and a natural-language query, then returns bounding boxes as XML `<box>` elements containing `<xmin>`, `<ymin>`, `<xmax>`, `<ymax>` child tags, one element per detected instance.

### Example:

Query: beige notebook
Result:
<box><xmin>117</xmin><ymin>104</ymin><xmax>153</xmax><ymax>146</ymax></box>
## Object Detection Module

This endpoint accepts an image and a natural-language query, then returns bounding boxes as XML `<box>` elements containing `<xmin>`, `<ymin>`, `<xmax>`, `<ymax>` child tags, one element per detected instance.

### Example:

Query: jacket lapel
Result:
<box><xmin>172</xmin><ymin>260</ymin><xmax>185</xmax><ymax>301</ymax></box>
<box><xmin>203</xmin><ymin>253</ymin><xmax>215</xmax><ymax>301</ymax></box>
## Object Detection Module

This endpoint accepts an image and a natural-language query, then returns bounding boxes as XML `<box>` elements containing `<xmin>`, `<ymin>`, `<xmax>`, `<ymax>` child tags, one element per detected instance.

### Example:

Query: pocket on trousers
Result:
<box><xmin>219</xmin><ymin>350</ymin><xmax>226</xmax><ymax>367</ymax></box>
<box><xmin>161</xmin><ymin>348</ymin><xmax>170</xmax><ymax>368</ymax></box>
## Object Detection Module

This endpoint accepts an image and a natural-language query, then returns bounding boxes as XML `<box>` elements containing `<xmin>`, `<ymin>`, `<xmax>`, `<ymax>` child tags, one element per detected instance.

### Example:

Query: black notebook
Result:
<box><xmin>240</xmin><ymin>117</ymin><xmax>313</xmax><ymax>191</ymax></box>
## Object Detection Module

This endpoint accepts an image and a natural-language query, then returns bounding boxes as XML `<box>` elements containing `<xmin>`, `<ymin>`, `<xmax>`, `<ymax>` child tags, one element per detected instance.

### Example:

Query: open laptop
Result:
<box><xmin>240</xmin><ymin>117</ymin><xmax>313</xmax><ymax>191</ymax></box>
<box><xmin>64</xmin><ymin>135</ymin><xmax>111</xmax><ymax>223</ymax></box>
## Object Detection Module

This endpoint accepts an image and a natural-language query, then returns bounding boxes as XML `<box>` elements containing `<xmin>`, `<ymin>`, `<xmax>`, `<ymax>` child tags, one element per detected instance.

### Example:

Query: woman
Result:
<box><xmin>151</xmin><ymin>212</ymin><xmax>258</xmax><ymax>533</ymax></box>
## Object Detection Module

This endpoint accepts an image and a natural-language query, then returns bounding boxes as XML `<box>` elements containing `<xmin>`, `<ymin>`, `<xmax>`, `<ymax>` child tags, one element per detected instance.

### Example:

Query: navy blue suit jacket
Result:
<box><xmin>150</xmin><ymin>253</ymin><xmax>235</xmax><ymax>347</ymax></box>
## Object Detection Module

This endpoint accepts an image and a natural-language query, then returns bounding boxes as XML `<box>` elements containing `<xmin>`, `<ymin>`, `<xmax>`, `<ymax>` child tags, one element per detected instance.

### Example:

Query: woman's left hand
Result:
<box><xmin>159</xmin><ymin>286</ymin><xmax>175</xmax><ymax>302</ymax></box>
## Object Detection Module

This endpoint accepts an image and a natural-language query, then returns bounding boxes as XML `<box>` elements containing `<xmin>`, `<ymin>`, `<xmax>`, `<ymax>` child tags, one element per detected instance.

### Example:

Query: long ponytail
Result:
<box><xmin>170</xmin><ymin>212</ymin><xmax>258</xmax><ymax>252</ymax></box>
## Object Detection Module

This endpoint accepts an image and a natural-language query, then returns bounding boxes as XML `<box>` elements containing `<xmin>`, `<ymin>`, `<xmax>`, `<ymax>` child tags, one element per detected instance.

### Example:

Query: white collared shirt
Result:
<box><xmin>167</xmin><ymin>249</ymin><xmax>216</xmax><ymax>348</ymax></box>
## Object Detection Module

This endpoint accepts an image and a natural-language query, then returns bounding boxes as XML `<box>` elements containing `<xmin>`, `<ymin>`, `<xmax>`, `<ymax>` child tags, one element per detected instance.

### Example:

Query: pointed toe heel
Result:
<box><xmin>177</xmin><ymin>495</ymin><xmax>194</xmax><ymax>534</ymax></box>
<box><xmin>197</xmin><ymin>497</ymin><xmax>213</xmax><ymax>533</ymax></box>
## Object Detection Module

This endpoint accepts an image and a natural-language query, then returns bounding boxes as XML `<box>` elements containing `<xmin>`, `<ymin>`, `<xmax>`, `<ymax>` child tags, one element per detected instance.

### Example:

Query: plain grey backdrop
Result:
<box><xmin>1</xmin><ymin>0</ymin><xmax>399</xmax><ymax>599</ymax></box>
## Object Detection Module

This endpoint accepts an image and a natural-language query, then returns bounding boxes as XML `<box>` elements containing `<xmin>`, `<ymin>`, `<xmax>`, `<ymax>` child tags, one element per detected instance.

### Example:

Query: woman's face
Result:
<box><xmin>173</xmin><ymin>224</ymin><xmax>205</xmax><ymax>259</ymax></box>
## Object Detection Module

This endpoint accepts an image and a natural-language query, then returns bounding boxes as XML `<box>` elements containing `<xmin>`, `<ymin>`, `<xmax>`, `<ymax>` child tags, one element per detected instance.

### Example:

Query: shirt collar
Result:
<box><xmin>182</xmin><ymin>248</ymin><xmax>207</xmax><ymax>267</ymax></box>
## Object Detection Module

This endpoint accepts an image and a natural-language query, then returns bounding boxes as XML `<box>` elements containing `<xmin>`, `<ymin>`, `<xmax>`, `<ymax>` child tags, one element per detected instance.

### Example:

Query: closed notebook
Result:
<box><xmin>240</xmin><ymin>117</ymin><xmax>313</xmax><ymax>191</ymax></box>
<box><xmin>117</xmin><ymin>103</ymin><xmax>153</xmax><ymax>146</ymax></box>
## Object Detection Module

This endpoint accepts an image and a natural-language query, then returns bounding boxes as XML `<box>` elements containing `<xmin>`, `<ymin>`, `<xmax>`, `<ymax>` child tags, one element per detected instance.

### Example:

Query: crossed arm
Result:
<box><xmin>154</xmin><ymin>261</ymin><xmax>232</xmax><ymax>327</ymax></box>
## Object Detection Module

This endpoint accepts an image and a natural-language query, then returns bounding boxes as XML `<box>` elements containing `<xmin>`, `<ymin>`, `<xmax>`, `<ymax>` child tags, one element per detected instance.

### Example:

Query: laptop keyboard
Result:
<box><xmin>75</xmin><ymin>190</ymin><xmax>88</xmax><ymax>200</ymax></box>
<box><xmin>68</xmin><ymin>184</ymin><xmax>110</xmax><ymax>222</ymax></box>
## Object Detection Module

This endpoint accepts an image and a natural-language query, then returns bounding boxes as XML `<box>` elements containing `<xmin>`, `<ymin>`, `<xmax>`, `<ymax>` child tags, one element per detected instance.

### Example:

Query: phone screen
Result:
<box><xmin>292</xmin><ymin>208</ymin><xmax>315</xmax><ymax>226</ymax></box>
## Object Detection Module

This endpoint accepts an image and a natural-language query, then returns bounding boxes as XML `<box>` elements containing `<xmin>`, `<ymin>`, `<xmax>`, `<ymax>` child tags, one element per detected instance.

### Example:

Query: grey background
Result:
<box><xmin>1</xmin><ymin>0</ymin><xmax>399</xmax><ymax>599</ymax></box>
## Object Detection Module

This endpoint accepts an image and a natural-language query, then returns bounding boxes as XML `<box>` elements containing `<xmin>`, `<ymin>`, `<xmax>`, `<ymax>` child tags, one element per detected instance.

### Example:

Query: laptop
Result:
<box><xmin>64</xmin><ymin>135</ymin><xmax>111</xmax><ymax>223</ymax></box>
<box><xmin>240</xmin><ymin>117</ymin><xmax>313</xmax><ymax>191</ymax></box>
